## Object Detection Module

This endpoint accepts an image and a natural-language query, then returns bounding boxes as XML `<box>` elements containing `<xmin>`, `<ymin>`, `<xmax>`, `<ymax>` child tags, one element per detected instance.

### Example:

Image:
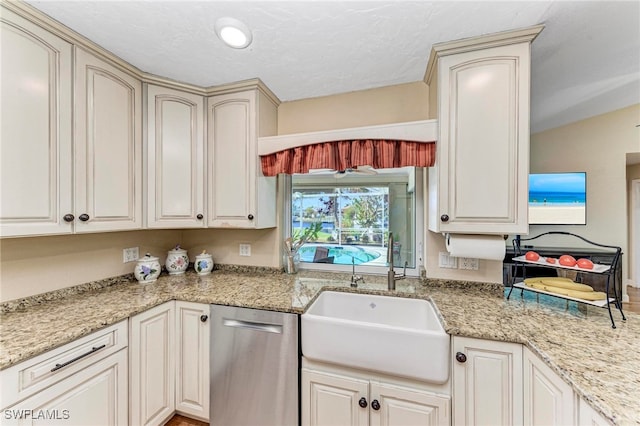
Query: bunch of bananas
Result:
<box><xmin>523</xmin><ymin>277</ymin><xmax>607</xmax><ymax>301</ymax></box>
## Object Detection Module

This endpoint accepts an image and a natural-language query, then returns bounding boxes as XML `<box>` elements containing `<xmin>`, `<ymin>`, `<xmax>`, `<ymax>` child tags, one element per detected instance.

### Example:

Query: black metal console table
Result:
<box><xmin>506</xmin><ymin>231</ymin><xmax>626</xmax><ymax>328</ymax></box>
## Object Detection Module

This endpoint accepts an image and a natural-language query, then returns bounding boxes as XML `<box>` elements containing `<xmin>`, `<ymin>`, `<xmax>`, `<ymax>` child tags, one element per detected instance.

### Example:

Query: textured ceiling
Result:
<box><xmin>26</xmin><ymin>1</ymin><xmax>640</xmax><ymax>132</ymax></box>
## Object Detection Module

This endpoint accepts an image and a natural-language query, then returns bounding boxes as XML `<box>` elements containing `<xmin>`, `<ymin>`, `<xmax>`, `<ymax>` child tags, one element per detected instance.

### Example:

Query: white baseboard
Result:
<box><xmin>626</xmin><ymin>278</ymin><xmax>640</xmax><ymax>289</ymax></box>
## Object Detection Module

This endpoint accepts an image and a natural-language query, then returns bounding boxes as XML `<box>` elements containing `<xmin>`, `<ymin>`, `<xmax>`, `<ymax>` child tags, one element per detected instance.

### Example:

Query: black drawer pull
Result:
<box><xmin>50</xmin><ymin>344</ymin><xmax>106</xmax><ymax>372</ymax></box>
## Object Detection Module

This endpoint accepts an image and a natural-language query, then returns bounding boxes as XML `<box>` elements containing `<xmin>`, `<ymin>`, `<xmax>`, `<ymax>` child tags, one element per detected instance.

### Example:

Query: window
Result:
<box><xmin>286</xmin><ymin>167</ymin><xmax>423</xmax><ymax>275</ymax></box>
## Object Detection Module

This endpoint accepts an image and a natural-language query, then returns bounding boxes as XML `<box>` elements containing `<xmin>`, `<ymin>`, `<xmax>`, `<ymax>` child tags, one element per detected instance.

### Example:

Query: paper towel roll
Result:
<box><xmin>445</xmin><ymin>234</ymin><xmax>506</xmax><ymax>260</ymax></box>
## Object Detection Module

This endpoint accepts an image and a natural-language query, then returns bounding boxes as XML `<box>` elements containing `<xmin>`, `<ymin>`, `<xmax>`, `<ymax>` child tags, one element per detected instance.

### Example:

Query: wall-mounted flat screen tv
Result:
<box><xmin>529</xmin><ymin>172</ymin><xmax>586</xmax><ymax>225</ymax></box>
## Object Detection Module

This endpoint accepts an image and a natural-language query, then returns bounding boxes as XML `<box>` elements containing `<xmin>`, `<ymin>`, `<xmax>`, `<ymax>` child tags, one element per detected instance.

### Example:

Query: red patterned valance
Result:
<box><xmin>260</xmin><ymin>139</ymin><xmax>435</xmax><ymax>176</ymax></box>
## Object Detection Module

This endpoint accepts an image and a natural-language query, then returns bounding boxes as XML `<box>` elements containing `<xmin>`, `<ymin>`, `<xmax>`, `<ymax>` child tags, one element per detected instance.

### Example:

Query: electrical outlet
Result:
<box><xmin>239</xmin><ymin>243</ymin><xmax>251</xmax><ymax>257</ymax></box>
<box><xmin>459</xmin><ymin>257</ymin><xmax>479</xmax><ymax>270</ymax></box>
<box><xmin>438</xmin><ymin>252</ymin><xmax>458</xmax><ymax>269</ymax></box>
<box><xmin>123</xmin><ymin>247</ymin><xmax>139</xmax><ymax>263</ymax></box>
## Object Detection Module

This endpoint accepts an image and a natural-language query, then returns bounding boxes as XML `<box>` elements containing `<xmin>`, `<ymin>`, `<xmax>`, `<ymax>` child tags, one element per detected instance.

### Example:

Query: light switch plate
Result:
<box><xmin>438</xmin><ymin>252</ymin><xmax>457</xmax><ymax>268</ymax></box>
<box><xmin>239</xmin><ymin>243</ymin><xmax>251</xmax><ymax>257</ymax></box>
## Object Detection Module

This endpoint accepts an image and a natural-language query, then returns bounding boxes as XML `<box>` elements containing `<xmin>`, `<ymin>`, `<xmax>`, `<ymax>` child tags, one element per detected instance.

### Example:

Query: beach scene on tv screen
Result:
<box><xmin>529</xmin><ymin>173</ymin><xmax>586</xmax><ymax>225</ymax></box>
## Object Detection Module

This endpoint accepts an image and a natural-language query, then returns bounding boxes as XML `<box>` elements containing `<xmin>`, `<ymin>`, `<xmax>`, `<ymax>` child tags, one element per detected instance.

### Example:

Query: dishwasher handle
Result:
<box><xmin>222</xmin><ymin>318</ymin><xmax>283</xmax><ymax>334</ymax></box>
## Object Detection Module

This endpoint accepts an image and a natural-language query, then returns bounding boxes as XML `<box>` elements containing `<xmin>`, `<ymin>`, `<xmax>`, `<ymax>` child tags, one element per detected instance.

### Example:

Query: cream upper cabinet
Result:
<box><xmin>427</xmin><ymin>26</ymin><xmax>543</xmax><ymax>235</ymax></box>
<box><xmin>74</xmin><ymin>47</ymin><xmax>142</xmax><ymax>233</ymax></box>
<box><xmin>0</xmin><ymin>7</ymin><xmax>73</xmax><ymax>237</ymax></box>
<box><xmin>207</xmin><ymin>88</ymin><xmax>278</xmax><ymax>228</ymax></box>
<box><xmin>523</xmin><ymin>347</ymin><xmax>575</xmax><ymax>426</ymax></box>
<box><xmin>175</xmin><ymin>301</ymin><xmax>210</xmax><ymax>422</ymax></box>
<box><xmin>452</xmin><ymin>336</ymin><xmax>523</xmax><ymax>426</ymax></box>
<box><xmin>145</xmin><ymin>84</ymin><xmax>205</xmax><ymax>228</ymax></box>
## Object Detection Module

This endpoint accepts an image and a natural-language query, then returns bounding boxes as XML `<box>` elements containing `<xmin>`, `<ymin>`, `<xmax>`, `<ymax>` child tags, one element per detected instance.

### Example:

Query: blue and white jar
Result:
<box><xmin>135</xmin><ymin>253</ymin><xmax>161</xmax><ymax>283</ymax></box>
<box><xmin>194</xmin><ymin>251</ymin><xmax>214</xmax><ymax>275</ymax></box>
<box><xmin>166</xmin><ymin>245</ymin><xmax>189</xmax><ymax>275</ymax></box>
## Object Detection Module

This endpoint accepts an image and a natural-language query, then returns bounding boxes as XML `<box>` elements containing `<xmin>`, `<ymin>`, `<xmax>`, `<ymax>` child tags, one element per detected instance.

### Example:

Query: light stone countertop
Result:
<box><xmin>0</xmin><ymin>268</ymin><xmax>637</xmax><ymax>425</ymax></box>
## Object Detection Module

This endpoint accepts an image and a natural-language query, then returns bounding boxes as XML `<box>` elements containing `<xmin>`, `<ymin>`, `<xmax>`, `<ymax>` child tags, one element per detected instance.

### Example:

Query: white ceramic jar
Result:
<box><xmin>134</xmin><ymin>253</ymin><xmax>161</xmax><ymax>283</ymax></box>
<box><xmin>194</xmin><ymin>251</ymin><xmax>214</xmax><ymax>275</ymax></box>
<box><xmin>166</xmin><ymin>245</ymin><xmax>189</xmax><ymax>275</ymax></box>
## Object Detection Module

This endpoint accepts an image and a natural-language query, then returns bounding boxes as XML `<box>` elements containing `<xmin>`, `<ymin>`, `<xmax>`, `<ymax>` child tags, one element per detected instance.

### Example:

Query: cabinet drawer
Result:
<box><xmin>1</xmin><ymin>320</ymin><xmax>127</xmax><ymax>409</ymax></box>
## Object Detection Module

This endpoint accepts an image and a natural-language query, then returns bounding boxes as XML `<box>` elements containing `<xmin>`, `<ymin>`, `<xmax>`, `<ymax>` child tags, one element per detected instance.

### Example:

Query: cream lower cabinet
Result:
<box><xmin>130</xmin><ymin>301</ymin><xmax>210</xmax><ymax>425</ymax></box>
<box><xmin>523</xmin><ymin>346</ymin><xmax>575</xmax><ymax>426</ymax></box>
<box><xmin>130</xmin><ymin>302</ymin><xmax>176</xmax><ymax>426</ymax></box>
<box><xmin>3</xmin><ymin>350</ymin><xmax>128</xmax><ymax>426</ymax></box>
<box><xmin>207</xmin><ymin>88</ymin><xmax>278</xmax><ymax>228</ymax></box>
<box><xmin>301</xmin><ymin>367</ymin><xmax>450</xmax><ymax>426</ymax></box>
<box><xmin>0</xmin><ymin>321</ymin><xmax>128</xmax><ymax>425</ymax></box>
<box><xmin>578</xmin><ymin>398</ymin><xmax>612</xmax><ymax>426</ymax></box>
<box><xmin>175</xmin><ymin>301</ymin><xmax>210</xmax><ymax>422</ymax></box>
<box><xmin>145</xmin><ymin>85</ymin><xmax>206</xmax><ymax>228</ymax></box>
<box><xmin>0</xmin><ymin>6</ymin><xmax>73</xmax><ymax>237</ymax></box>
<box><xmin>426</xmin><ymin>26</ymin><xmax>543</xmax><ymax>235</ymax></box>
<box><xmin>452</xmin><ymin>336</ymin><xmax>523</xmax><ymax>426</ymax></box>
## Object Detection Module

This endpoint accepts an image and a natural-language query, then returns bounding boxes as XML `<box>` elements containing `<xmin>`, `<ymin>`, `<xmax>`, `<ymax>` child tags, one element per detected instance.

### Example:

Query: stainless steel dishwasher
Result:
<box><xmin>210</xmin><ymin>304</ymin><xmax>299</xmax><ymax>426</ymax></box>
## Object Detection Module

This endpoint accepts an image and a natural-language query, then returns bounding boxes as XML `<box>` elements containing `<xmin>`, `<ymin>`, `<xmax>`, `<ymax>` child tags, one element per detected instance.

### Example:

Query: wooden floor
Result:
<box><xmin>165</xmin><ymin>415</ymin><xmax>208</xmax><ymax>426</ymax></box>
<box><xmin>623</xmin><ymin>285</ymin><xmax>640</xmax><ymax>314</ymax></box>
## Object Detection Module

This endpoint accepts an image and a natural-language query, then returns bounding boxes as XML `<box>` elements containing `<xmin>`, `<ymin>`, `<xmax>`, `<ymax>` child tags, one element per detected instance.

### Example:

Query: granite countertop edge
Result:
<box><xmin>0</xmin><ymin>268</ymin><xmax>636</xmax><ymax>425</ymax></box>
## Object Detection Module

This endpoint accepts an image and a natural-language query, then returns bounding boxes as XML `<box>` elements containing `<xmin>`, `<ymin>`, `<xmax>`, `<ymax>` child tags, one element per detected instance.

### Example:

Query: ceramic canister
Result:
<box><xmin>166</xmin><ymin>245</ymin><xmax>189</xmax><ymax>275</ymax></box>
<box><xmin>194</xmin><ymin>250</ymin><xmax>214</xmax><ymax>275</ymax></box>
<box><xmin>134</xmin><ymin>253</ymin><xmax>161</xmax><ymax>283</ymax></box>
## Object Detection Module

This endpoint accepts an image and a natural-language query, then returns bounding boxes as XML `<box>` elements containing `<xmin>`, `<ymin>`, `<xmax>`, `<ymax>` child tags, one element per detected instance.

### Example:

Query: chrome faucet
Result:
<box><xmin>387</xmin><ymin>232</ymin><xmax>407</xmax><ymax>290</ymax></box>
<box><xmin>350</xmin><ymin>257</ymin><xmax>364</xmax><ymax>288</ymax></box>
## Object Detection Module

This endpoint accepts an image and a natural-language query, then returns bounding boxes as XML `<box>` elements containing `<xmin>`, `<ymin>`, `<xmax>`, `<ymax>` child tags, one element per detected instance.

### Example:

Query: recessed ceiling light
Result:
<box><xmin>215</xmin><ymin>17</ymin><xmax>252</xmax><ymax>49</ymax></box>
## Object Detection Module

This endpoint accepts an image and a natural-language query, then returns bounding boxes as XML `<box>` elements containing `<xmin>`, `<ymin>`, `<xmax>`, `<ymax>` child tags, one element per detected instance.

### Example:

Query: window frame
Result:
<box><xmin>282</xmin><ymin>168</ymin><xmax>424</xmax><ymax>277</ymax></box>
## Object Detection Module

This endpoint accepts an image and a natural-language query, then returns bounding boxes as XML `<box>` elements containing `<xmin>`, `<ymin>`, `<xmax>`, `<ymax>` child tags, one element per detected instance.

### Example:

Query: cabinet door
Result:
<box><xmin>452</xmin><ymin>336</ymin><xmax>523</xmax><ymax>426</ymax></box>
<box><xmin>370</xmin><ymin>381</ymin><xmax>450</xmax><ymax>426</ymax></box>
<box><xmin>146</xmin><ymin>85</ymin><xmax>205</xmax><ymax>228</ymax></box>
<box><xmin>429</xmin><ymin>42</ymin><xmax>530</xmax><ymax>234</ymax></box>
<box><xmin>207</xmin><ymin>90</ymin><xmax>277</xmax><ymax>228</ymax></box>
<box><xmin>301</xmin><ymin>369</ymin><xmax>369</xmax><ymax>426</ymax></box>
<box><xmin>129</xmin><ymin>302</ymin><xmax>175</xmax><ymax>426</ymax></box>
<box><xmin>74</xmin><ymin>47</ymin><xmax>142</xmax><ymax>233</ymax></box>
<box><xmin>175</xmin><ymin>301</ymin><xmax>209</xmax><ymax>421</ymax></box>
<box><xmin>3</xmin><ymin>349</ymin><xmax>127</xmax><ymax>425</ymax></box>
<box><xmin>523</xmin><ymin>348</ymin><xmax>575</xmax><ymax>426</ymax></box>
<box><xmin>578</xmin><ymin>398</ymin><xmax>612</xmax><ymax>426</ymax></box>
<box><xmin>0</xmin><ymin>8</ymin><xmax>73</xmax><ymax>237</ymax></box>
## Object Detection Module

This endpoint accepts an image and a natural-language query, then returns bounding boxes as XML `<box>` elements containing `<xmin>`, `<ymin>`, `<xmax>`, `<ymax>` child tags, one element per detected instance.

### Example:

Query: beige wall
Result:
<box><xmin>530</xmin><ymin>104</ymin><xmax>640</xmax><ymax>287</ymax></box>
<box><xmin>627</xmin><ymin>163</ymin><xmax>640</xmax><ymax>286</ymax></box>
<box><xmin>0</xmin><ymin>227</ymin><xmax>283</xmax><ymax>303</ymax></box>
<box><xmin>277</xmin><ymin>82</ymin><xmax>429</xmax><ymax>134</ymax></box>
<box><xmin>0</xmin><ymin>230</ymin><xmax>181</xmax><ymax>302</ymax></box>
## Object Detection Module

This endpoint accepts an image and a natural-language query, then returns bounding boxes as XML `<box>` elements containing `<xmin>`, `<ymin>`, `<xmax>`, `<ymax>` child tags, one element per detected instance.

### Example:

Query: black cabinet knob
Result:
<box><xmin>200</xmin><ymin>315</ymin><xmax>208</xmax><ymax>323</ymax></box>
<box><xmin>441</xmin><ymin>214</ymin><xmax>449</xmax><ymax>222</ymax></box>
<box><xmin>371</xmin><ymin>400</ymin><xmax>381</xmax><ymax>411</ymax></box>
<box><xmin>456</xmin><ymin>352</ymin><xmax>467</xmax><ymax>363</ymax></box>
<box><xmin>79</xmin><ymin>214</ymin><xmax>90</xmax><ymax>222</ymax></box>
<box><xmin>63</xmin><ymin>214</ymin><xmax>75</xmax><ymax>222</ymax></box>
<box><xmin>196</xmin><ymin>214</ymin><xmax>204</xmax><ymax>220</ymax></box>
<box><xmin>358</xmin><ymin>397</ymin><xmax>367</xmax><ymax>408</ymax></box>
<box><xmin>247</xmin><ymin>214</ymin><xmax>254</xmax><ymax>220</ymax></box>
